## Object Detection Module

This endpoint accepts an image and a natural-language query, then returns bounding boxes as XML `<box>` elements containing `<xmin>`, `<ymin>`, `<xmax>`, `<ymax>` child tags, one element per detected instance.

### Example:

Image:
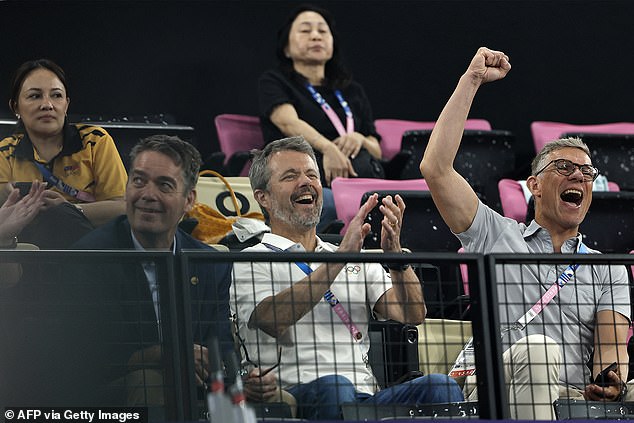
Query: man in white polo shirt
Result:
<box><xmin>232</xmin><ymin>136</ymin><xmax>463</xmax><ymax>420</ymax></box>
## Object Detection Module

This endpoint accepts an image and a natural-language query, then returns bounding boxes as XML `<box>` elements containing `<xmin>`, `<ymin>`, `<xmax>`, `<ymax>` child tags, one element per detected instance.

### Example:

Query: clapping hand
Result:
<box><xmin>379</xmin><ymin>194</ymin><xmax>405</xmax><ymax>253</ymax></box>
<box><xmin>0</xmin><ymin>181</ymin><xmax>46</xmax><ymax>244</ymax></box>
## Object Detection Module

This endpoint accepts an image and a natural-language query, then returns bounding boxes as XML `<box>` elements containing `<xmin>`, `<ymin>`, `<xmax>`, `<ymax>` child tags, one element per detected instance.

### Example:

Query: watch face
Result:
<box><xmin>385</xmin><ymin>263</ymin><xmax>410</xmax><ymax>271</ymax></box>
<box><xmin>620</xmin><ymin>382</ymin><xmax>628</xmax><ymax>399</ymax></box>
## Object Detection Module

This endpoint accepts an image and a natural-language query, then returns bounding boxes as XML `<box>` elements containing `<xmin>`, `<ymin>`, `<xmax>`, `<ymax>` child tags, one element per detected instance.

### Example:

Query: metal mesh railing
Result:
<box><xmin>2</xmin><ymin>249</ymin><xmax>632</xmax><ymax>421</ymax></box>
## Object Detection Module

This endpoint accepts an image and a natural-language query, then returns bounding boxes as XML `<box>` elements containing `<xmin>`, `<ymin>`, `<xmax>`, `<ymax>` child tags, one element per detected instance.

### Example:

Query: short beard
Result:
<box><xmin>271</xmin><ymin>199</ymin><xmax>322</xmax><ymax>229</ymax></box>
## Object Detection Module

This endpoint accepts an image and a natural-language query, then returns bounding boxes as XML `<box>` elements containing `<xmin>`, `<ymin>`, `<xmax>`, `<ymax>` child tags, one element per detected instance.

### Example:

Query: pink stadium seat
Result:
<box><xmin>375</xmin><ymin>118</ymin><xmax>492</xmax><ymax>161</ymax></box>
<box><xmin>498</xmin><ymin>178</ymin><xmax>619</xmax><ymax>224</ymax></box>
<box><xmin>214</xmin><ymin>114</ymin><xmax>265</xmax><ymax>176</ymax></box>
<box><xmin>331</xmin><ymin>177</ymin><xmax>428</xmax><ymax>233</ymax></box>
<box><xmin>530</xmin><ymin>121</ymin><xmax>634</xmax><ymax>153</ymax></box>
<box><xmin>498</xmin><ymin>179</ymin><xmax>531</xmax><ymax>223</ymax></box>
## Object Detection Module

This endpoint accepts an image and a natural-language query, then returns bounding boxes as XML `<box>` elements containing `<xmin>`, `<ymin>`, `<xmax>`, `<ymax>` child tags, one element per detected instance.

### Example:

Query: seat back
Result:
<box><xmin>401</xmin><ymin>129</ymin><xmax>515</xmax><ymax>212</ymax></box>
<box><xmin>561</xmin><ymin>132</ymin><xmax>634</xmax><ymax>191</ymax></box>
<box><xmin>214</xmin><ymin>114</ymin><xmax>264</xmax><ymax>176</ymax></box>
<box><xmin>497</xmin><ymin>179</ymin><xmax>529</xmax><ymax>223</ymax></box>
<box><xmin>79</xmin><ymin>121</ymin><xmax>196</xmax><ymax>170</ymax></box>
<box><xmin>374</xmin><ymin>118</ymin><xmax>492</xmax><ymax>161</ymax></box>
<box><xmin>361</xmin><ymin>190</ymin><xmax>459</xmax><ymax>253</ymax></box>
<box><xmin>530</xmin><ymin>121</ymin><xmax>634</xmax><ymax>153</ymax></box>
<box><xmin>498</xmin><ymin>178</ymin><xmax>620</xmax><ymax>224</ymax></box>
<box><xmin>580</xmin><ymin>191</ymin><xmax>634</xmax><ymax>253</ymax></box>
<box><xmin>330</xmin><ymin>177</ymin><xmax>428</xmax><ymax>233</ymax></box>
<box><xmin>195</xmin><ymin>175</ymin><xmax>260</xmax><ymax>217</ymax></box>
<box><xmin>362</xmin><ymin>190</ymin><xmax>465</xmax><ymax>319</ymax></box>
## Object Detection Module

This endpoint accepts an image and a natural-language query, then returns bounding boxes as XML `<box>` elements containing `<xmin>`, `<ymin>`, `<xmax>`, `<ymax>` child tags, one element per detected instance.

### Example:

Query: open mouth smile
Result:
<box><xmin>292</xmin><ymin>191</ymin><xmax>316</xmax><ymax>206</ymax></box>
<box><xmin>560</xmin><ymin>189</ymin><xmax>583</xmax><ymax>206</ymax></box>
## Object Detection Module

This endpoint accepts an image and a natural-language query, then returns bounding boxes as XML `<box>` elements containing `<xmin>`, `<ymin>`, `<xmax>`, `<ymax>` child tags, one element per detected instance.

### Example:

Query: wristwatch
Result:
<box><xmin>616</xmin><ymin>380</ymin><xmax>628</xmax><ymax>401</ymax></box>
<box><xmin>384</xmin><ymin>262</ymin><xmax>411</xmax><ymax>272</ymax></box>
<box><xmin>0</xmin><ymin>236</ymin><xmax>18</xmax><ymax>249</ymax></box>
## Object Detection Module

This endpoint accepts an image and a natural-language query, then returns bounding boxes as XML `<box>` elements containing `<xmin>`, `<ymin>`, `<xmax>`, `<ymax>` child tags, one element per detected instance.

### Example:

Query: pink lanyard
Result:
<box><xmin>505</xmin><ymin>241</ymin><xmax>589</xmax><ymax>333</ymax></box>
<box><xmin>263</xmin><ymin>242</ymin><xmax>364</xmax><ymax>342</ymax></box>
<box><xmin>305</xmin><ymin>83</ymin><xmax>354</xmax><ymax>137</ymax></box>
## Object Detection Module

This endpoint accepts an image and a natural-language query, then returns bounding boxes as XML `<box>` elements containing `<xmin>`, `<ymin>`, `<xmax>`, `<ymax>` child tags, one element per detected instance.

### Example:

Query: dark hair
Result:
<box><xmin>9</xmin><ymin>59</ymin><xmax>68</xmax><ymax>114</ymax></box>
<box><xmin>275</xmin><ymin>3</ymin><xmax>352</xmax><ymax>89</ymax></box>
<box><xmin>129</xmin><ymin>135</ymin><xmax>202</xmax><ymax>194</ymax></box>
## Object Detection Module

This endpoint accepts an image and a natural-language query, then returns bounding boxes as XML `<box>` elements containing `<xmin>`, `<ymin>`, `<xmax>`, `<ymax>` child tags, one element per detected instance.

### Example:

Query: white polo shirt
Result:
<box><xmin>231</xmin><ymin>233</ymin><xmax>393</xmax><ymax>394</ymax></box>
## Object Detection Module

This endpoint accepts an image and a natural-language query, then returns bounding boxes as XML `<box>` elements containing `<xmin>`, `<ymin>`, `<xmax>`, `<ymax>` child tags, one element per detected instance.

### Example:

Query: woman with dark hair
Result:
<box><xmin>0</xmin><ymin>59</ymin><xmax>127</xmax><ymax>247</ymax></box>
<box><xmin>259</xmin><ymin>4</ymin><xmax>384</xmax><ymax>230</ymax></box>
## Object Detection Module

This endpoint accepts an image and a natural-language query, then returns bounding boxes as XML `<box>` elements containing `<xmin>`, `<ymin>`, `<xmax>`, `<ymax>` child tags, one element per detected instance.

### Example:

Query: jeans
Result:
<box><xmin>287</xmin><ymin>373</ymin><xmax>464</xmax><ymax>420</ymax></box>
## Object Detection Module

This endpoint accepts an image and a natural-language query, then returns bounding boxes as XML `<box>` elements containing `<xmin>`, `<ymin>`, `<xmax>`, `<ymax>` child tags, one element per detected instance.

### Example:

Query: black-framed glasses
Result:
<box><xmin>241</xmin><ymin>344</ymin><xmax>282</xmax><ymax>378</ymax></box>
<box><xmin>534</xmin><ymin>158</ymin><xmax>599</xmax><ymax>182</ymax></box>
<box><xmin>234</xmin><ymin>318</ymin><xmax>282</xmax><ymax>377</ymax></box>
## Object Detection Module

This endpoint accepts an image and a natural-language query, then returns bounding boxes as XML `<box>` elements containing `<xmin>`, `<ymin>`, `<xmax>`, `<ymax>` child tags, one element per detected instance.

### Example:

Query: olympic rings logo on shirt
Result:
<box><xmin>345</xmin><ymin>265</ymin><xmax>361</xmax><ymax>274</ymax></box>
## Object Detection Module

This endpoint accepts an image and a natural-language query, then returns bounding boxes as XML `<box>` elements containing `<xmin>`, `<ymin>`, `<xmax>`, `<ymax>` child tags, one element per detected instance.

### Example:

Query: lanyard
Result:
<box><xmin>305</xmin><ymin>83</ymin><xmax>354</xmax><ymax>137</ymax></box>
<box><xmin>33</xmin><ymin>161</ymin><xmax>96</xmax><ymax>202</ymax></box>
<box><xmin>513</xmin><ymin>241</ymin><xmax>589</xmax><ymax>331</ymax></box>
<box><xmin>262</xmin><ymin>242</ymin><xmax>364</xmax><ymax>342</ymax></box>
<box><xmin>450</xmin><ymin>241</ymin><xmax>590</xmax><ymax>378</ymax></box>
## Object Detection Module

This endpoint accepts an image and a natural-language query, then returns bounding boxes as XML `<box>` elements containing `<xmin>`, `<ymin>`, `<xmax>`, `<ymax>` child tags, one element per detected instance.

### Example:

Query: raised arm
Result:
<box><xmin>420</xmin><ymin>47</ymin><xmax>511</xmax><ymax>233</ymax></box>
<box><xmin>249</xmin><ymin>194</ymin><xmax>378</xmax><ymax>338</ymax></box>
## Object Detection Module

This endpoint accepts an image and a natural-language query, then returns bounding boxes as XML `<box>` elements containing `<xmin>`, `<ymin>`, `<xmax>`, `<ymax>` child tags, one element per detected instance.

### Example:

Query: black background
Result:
<box><xmin>3</xmin><ymin>0</ymin><xmax>633</xmax><ymax>177</ymax></box>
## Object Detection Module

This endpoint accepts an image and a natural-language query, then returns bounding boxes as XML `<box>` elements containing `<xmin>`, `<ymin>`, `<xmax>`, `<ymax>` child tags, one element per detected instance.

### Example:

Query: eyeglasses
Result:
<box><xmin>534</xmin><ymin>158</ymin><xmax>599</xmax><ymax>182</ymax></box>
<box><xmin>240</xmin><ymin>344</ymin><xmax>282</xmax><ymax>378</ymax></box>
<box><xmin>234</xmin><ymin>317</ymin><xmax>282</xmax><ymax>377</ymax></box>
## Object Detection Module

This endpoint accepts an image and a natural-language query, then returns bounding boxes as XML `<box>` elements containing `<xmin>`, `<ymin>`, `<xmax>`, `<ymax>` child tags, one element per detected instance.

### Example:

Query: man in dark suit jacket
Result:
<box><xmin>72</xmin><ymin>135</ymin><xmax>232</xmax><ymax>407</ymax></box>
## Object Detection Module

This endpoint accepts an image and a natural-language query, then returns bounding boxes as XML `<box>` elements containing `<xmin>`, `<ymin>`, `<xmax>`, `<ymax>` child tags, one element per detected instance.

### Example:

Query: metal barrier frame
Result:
<box><xmin>5</xmin><ymin>249</ymin><xmax>630</xmax><ymax>420</ymax></box>
<box><xmin>181</xmin><ymin>250</ymin><xmax>503</xmax><ymax>419</ymax></box>
<box><xmin>486</xmin><ymin>252</ymin><xmax>634</xmax><ymax>420</ymax></box>
<box><xmin>0</xmin><ymin>250</ymin><xmax>186</xmax><ymax>421</ymax></box>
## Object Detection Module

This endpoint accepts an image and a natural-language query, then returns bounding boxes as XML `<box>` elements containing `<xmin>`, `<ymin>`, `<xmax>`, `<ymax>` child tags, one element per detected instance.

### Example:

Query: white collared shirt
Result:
<box><xmin>130</xmin><ymin>231</ymin><xmax>177</xmax><ymax>325</ymax></box>
<box><xmin>231</xmin><ymin>233</ymin><xmax>393</xmax><ymax>394</ymax></box>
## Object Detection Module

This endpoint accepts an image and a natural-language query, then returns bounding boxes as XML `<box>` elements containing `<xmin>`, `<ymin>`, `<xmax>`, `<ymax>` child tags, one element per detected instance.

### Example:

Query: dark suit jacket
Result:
<box><xmin>71</xmin><ymin>215</ymin><xmax>233</xmax><ymax>381</ymax></box>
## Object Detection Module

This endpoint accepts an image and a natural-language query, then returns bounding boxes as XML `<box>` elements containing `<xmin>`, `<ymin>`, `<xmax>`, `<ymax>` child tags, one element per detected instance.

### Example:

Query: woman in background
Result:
<box><xmin>259</xmin><ymin>4</ymin><xmax>384</xmax><ymax>231</ymax></box>
<box><xmin>0</xmin><ymin>59</ymin><xmax>127</xmax><ymax>247</ymax></box>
